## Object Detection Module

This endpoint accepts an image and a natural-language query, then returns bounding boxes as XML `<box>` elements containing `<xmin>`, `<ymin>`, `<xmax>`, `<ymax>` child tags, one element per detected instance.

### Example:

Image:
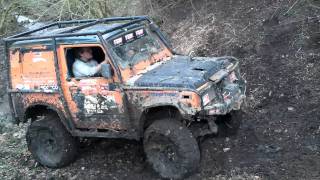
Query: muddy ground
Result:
<box><xmin>1</xmin><ymin>0</ymin><xmax>320</xmax><ymax>179</ymax></box>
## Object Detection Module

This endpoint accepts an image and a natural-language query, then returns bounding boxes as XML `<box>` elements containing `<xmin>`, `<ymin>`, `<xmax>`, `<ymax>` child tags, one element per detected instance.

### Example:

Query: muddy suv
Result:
<box><xmin>4</xmin><ymin>16</ymin><xmax>246</xmax><ymax>179</ymax></box>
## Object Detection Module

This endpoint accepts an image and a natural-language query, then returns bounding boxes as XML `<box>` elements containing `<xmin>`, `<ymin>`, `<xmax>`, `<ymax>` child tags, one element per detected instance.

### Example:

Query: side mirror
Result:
<box><xmin>101</xmin><ymin>63</ymin><xmax>112</xmax><ymax>79</ymax></box>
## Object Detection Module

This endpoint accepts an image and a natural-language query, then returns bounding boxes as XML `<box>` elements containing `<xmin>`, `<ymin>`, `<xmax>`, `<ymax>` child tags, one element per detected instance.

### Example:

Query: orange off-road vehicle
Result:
<box><xmin>4</xmin><ymin>16</ymin><xmax>246</xmax><ymax>179</ymax></box>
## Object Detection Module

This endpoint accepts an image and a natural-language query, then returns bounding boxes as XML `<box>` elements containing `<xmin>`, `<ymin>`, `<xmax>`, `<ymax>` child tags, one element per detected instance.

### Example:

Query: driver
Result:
<box><xmin>72</xmin><ymin>47</ymin><xmax>106</xmax><ymax>78</ymax></box>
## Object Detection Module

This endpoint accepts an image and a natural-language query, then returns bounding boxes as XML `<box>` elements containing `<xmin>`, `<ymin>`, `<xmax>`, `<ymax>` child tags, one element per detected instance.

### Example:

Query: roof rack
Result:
<box><xmin>4</xmin><ymin>16</ymin><xmax>151</xmax><ymax>42</ymax></box>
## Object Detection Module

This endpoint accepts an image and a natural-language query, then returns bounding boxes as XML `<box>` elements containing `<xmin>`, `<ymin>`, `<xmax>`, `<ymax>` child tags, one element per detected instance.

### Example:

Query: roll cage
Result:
<box><xmin>3</xmin><ymin>16</ymin><xmax>172</xmax><ymax>122</ymax></box>
<box><xmin>4</xmin><ymin>16</ymin><xmax>172</xmax><ymax>81</ymax></box>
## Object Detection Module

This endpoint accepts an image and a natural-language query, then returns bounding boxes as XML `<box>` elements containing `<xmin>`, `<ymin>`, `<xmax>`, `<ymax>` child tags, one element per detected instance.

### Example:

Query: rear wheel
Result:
<box><xmin>26</xmin><ymin>114</ymin><xmax>79</xmax><ymax>168</ymax></box>
<box><xmin>143</xmin><ymin>119</ymin><xmax>200</xmax><ymax>179</ymax></box>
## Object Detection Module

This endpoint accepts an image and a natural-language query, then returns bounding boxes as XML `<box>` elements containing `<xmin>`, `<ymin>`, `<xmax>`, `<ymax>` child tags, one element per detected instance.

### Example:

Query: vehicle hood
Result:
<box><xmin>126</xmin><ymin>55</ymin><xmax>233</xmax><ymax>89</ymax></box>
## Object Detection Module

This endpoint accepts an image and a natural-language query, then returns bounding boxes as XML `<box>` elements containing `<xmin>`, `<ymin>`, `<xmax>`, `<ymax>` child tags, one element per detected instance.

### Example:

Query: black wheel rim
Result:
<box><xmin>145</xmin><ymin>133</ymin><xmax>183</xmax><ymax>177</ymax></box>
<box><xmin>34</xmin><ymin>129</ymin><xmax>61</xmax><ymax>165</ymax></box>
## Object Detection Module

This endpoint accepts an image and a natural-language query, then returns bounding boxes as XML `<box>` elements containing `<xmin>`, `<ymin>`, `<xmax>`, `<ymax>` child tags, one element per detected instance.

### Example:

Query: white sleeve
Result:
<box><xmin>73</xmin><ymin>60</ymin><xmax>99</xmax><ymax>77</ymax></box>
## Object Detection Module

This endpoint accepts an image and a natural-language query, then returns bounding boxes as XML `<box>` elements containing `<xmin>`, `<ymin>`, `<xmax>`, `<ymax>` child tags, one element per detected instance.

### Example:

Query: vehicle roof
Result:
<box><xmin>10</xmin><ymin>23</ymin><xmax>141</xmax><ymax>48</ymax></box>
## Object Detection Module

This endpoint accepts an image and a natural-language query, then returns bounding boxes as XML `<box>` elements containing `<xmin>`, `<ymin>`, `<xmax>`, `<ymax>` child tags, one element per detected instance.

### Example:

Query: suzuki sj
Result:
<box><xmin>3</xmin><ymin>16</ymin><xmax>246</xmax><ymax>179</ymax></box>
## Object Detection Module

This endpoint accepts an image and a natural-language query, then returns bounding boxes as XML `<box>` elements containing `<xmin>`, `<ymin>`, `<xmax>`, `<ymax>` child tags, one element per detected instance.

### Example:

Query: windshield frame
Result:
<box><xmin>106</xmin><ymin>25</ymin><xmax>167</xmax><ymax>69</ymax></box>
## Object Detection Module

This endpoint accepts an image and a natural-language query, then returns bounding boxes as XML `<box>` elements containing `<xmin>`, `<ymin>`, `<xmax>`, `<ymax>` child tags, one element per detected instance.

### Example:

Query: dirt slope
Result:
<box><xmin>162</xmin><ymin>0</ymin><xmax>320</xmax><ymax>179</ymax></box>
<box><xmin>1</xmin><ymin>0</ymin><xmax>320</xmax><ymax>179</ymax></box>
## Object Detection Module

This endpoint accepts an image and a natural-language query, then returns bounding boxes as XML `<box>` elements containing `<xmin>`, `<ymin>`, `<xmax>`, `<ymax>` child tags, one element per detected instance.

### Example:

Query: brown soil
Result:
<box><xmin>1</xmin><ymin>0</ymin><xmax>320</xmax><ymax>179</ymax></box>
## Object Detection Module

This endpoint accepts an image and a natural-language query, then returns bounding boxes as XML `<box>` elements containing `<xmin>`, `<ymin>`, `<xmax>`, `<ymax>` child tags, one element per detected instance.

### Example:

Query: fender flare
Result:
<box><xmin>137</xmin><ymin>104</ymin><xmax>184</xmax><ymax>136</ymax></box>
<box><xmin>23</xmin><ymin>102</ymin><xmax>74</xmax><ymax>132</ymax></box>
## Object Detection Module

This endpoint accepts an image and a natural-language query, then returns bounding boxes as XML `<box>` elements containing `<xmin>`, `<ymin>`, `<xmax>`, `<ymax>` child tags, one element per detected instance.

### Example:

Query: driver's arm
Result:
<box><xmin>73</xmin><ymin>60</ymin><xmax>106</xmax><ymax>77</ymax></box>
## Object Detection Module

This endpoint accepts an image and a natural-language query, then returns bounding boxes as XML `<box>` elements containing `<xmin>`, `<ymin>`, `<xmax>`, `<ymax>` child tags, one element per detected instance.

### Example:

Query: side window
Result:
<box><xmin>64</xmin><ymin>46</ymin><xmax>109</xmax><ymax>78</ymax></box>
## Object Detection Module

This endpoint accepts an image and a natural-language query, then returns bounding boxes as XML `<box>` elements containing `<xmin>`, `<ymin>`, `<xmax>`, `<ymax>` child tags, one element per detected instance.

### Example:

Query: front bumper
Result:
<box><xmin>203</xmin><ymin>83</ymin><xmax>246</xmax><ymax>115</ymax></box>
<box><xmin>203</xmin><ymin>94</ymin><xmax>245</xmax><ymax>115</ymax></box>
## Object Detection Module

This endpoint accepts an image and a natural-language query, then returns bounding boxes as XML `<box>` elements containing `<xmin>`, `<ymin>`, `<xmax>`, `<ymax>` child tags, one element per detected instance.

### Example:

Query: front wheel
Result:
<box><xmin>143</xmin><ymin>119</ymin><xmax>200</xmax><ymax>179</ymax></box>
<box><xmin>26</xmin><ymin>114</ymin><xmax>79</xmax><ymax>168</ymax></box>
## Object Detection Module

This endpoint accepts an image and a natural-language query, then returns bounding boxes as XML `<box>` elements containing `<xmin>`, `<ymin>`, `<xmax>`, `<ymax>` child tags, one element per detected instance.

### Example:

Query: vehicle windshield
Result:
<box><xmin>109</xmin><ymin>28</ymin><xmax>163</xmax><ymax>68</ymax></box>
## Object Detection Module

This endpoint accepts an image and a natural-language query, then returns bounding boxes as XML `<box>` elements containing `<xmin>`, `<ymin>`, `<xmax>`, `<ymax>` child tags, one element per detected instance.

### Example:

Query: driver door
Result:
<box><xmin>59</xmin><ymin>44</ymin><xmax>129</xmax><ymax>131</ymax></box>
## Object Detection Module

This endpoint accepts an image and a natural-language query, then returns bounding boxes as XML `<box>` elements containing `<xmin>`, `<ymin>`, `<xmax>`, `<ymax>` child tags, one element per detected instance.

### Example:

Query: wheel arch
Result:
<box><xmin>138</xmin><ymin>104</ymin><xmax>183</xmax><ymax>135</ymax></box>
<box><xmin>24</xmin><ymin>102</ymin><xmax>73</xmax><ymax>131</ymax></box>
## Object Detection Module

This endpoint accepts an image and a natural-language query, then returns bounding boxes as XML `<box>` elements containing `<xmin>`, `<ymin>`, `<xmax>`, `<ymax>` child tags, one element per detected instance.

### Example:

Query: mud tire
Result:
<box><xmin>143</xmin><ymin>119</ymin><xmax>200</xmax><ymax>179</ymax></box>
<box><xmin>26</xmin><ymin>114</ymin><xmax>79</xmax><ymax>168</ymax></box>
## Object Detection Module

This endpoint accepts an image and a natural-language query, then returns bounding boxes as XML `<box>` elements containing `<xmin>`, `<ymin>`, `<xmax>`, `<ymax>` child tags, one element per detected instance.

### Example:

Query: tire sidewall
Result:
<box><xmin>26</xmin><ymin>115</ymin><xmax>78</xmax><ymax>168</ymax></box>
<box><xmin>143</xmin><ymin>119</ymin><xmax>200</xmax><ymax>179</ymax></box>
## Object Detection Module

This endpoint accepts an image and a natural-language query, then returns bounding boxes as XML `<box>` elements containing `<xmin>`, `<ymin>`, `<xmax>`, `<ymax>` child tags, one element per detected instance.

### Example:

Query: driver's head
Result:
<box><xmin>75</xmin><ymin>47</ymin><xmax>93</xmax><ymax>61</ymax></box>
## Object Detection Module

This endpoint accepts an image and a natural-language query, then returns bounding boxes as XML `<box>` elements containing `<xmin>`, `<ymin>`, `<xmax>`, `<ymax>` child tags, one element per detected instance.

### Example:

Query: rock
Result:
<box><xmin>13</xmin><ymin>132</ymin><xmax>23</xmax><ymax>139</ymax></box>
<box><xmin>258</xmin><ymin>144</ymin><xmax>282</xmax><ymax>153</ymax></box>
<box><xmin>274</xmin><ymin>129</ymin><xmax>282</xmax><ymax>133</ymax></box>
<box><xmin>223</xmin><ymin>148</ymin><xmax>230</xmax><ymax>152</ymax></box>
<box><xmin>287</xmin><ymin>107</ymin><xmax>295</xmax><ymax>111</ymax></box>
